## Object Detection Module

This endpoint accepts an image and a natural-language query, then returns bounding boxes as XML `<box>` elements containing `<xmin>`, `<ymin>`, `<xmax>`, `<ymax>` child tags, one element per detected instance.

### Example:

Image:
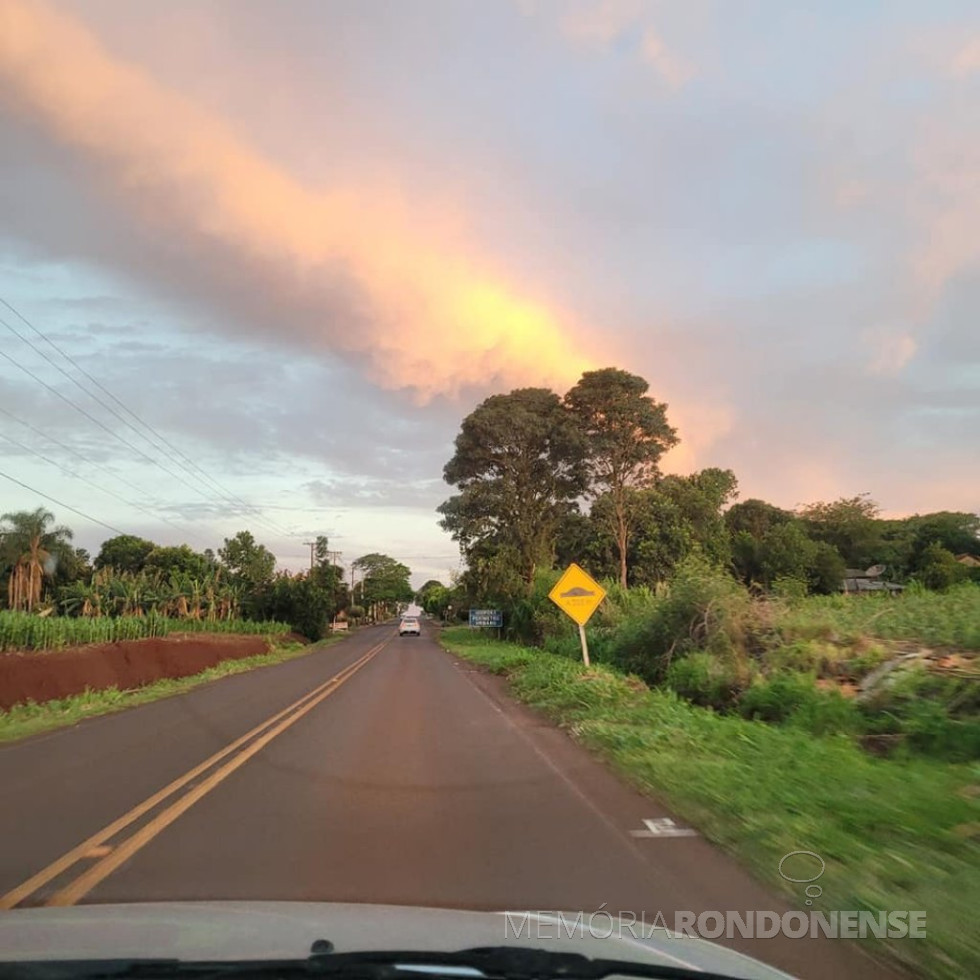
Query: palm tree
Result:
<box><xmin>1</xmin><ymin>508</ymin><xmax>74</xmax><ymax>612</ymax></box>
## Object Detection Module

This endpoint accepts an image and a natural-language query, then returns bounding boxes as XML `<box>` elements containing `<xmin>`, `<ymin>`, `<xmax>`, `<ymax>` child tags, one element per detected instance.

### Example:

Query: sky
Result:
<box><xmin>0</xmin><ymin>0</ymin><xmax>978</xmax><ymax>587</ymax></box>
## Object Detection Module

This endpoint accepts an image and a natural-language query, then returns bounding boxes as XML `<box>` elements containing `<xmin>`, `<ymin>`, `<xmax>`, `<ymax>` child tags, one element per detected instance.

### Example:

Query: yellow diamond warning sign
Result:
<box><xmin>548</xmin><ymin>563</ymin><xmax>607</xmax><ymax>626</ymax></box>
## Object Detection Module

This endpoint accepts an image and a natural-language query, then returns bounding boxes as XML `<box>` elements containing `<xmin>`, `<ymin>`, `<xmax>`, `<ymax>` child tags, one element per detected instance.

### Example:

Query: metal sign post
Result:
<box><xmin>577</xmin><ymin>623</ymin><xmax>590</xmax><ymax>668</ymax></box>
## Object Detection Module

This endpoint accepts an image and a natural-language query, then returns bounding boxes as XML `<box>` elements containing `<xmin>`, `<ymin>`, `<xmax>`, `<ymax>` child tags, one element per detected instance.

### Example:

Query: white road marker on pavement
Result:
<box><xmin>630</xmin><ymin>817</ymin><xmax>698</xmax><ymax>838</ymax></box>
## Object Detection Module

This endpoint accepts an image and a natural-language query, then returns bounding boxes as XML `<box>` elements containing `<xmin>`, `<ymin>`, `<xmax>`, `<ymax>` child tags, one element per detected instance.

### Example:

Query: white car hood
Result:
<box><xmin>0</xmin><ymin>902</ymin><xmax>795</xmax><ymax>979</ymax></box>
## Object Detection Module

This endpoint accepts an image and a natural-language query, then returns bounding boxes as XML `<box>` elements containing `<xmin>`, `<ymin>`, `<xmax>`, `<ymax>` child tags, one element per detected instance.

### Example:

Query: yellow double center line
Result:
<box><xmin>1</xmin><ymin>632</ymin><xmax>393</xmax><ymax>910</ymax></box>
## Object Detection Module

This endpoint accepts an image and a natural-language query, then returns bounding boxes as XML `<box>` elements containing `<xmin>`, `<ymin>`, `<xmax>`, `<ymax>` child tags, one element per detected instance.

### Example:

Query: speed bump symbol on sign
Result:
<box><xmin>548</xmin><ymin>563</ymin><xmax>607</xmax><ymax>626</ymax></box>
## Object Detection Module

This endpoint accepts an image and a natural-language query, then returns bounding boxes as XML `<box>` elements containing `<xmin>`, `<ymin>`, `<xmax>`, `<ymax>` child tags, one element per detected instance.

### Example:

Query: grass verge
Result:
<box><xmin>0</xmin><ymin>635</ymin><xmax>344</xmax><ymax>744</ymax></box>
<box><xmin>441</xmin><ymin>626</ymin><xmax>980</xmax><ymax>980</ymax></box>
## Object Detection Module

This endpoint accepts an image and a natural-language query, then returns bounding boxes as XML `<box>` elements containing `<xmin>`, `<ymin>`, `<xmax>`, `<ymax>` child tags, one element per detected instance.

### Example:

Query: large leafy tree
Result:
<box><xmin>143</xmin><ymin>544</ymin><xmax>214</xmax><ymax>580</ymax></box>
<box><xmin>565</xmin><ymin>368</ymin><xmax>678</xmax><ymax>588</ymax></box>
<box><xmin>666</xmin><ymin>468</ymin><xmax>738</xmax><ymax>565</ymax></box>
<box><xmin>554</xmin><ymin>510</ymin><xmax>616</xmax><ymax>580</ymax></box>
<box><xmin>218</xmin><ymin>530</ymin><xmax>276</xmax><ymax>591</ymax></box>
<box><xmin>439</xmin><ymin>387</ymin><xmax>586</xmax><ymax>591</ymax></box>
<box><xmin>0</xmin><ymin>508</ymin><xmax>74</xmax><ymax>611</ymax></box>
<box><xmin>797</xmin><ymin>494</ymin><xmax>882</xmax><ymax>568</ymax></box>
<box><xmin>94</xmin><ymin>534</ymin><xmax>156</xmax><ymax>574</ymax></box>
<box><xmin>310</xmin><ymin>536</ymin><xmax>347</xmax><ymax>612</ymax></box>
<box><xmin>353</xmin><ymin>553</ymin><xmax>413</xmax><ymax>612</ymax></box>
<box><xmin>753</xmin><ymin>521</ymin><xmax>845</xmax><ymax>594</ymax></box>
<box><xmin>724</xmin><ymin>499</ymin><xmax>793</xmax><ymax>540</ymax></box>
<box><xmin>625</xmin><ymin>468</ymin><xmax>738</xmax><ymax>585</ymax></box>
<box><xmin>915</xmin><ymin>543</ymin><xmax>970</xmax><ymax>591</ymax></box>
<box><xmin>417</xmin><ymin>580</ymin><xmax>462</xmax><ymax>618</ymax></box>
<box><xmin>910</xmin><ymin>512</ymin><xmax>980</xmax><ymax>564</ymax></box>
<box><xmin>53</xmin><ymin>547</ymin><xmax>93</xmax><ymax>588</ymax></box>
<box><xmin>458</xmin><ymin>541</ymin><xmax>527</xmax><ymax>607</ymax></box>
<box><xmin>873</xmin><ymin>511</ymin><xmax>979</xmax><ymax>580</ymax></box>
<box><xmin>757</xmin><ymin>522</ymin><xmax>816</xmax><ymax>587</ymax></box>
<box><xmin>725</xmin><ymin>498</ymin><xmax>794</xmax><ymax>586</ymax></box>
<box><xmin>416</xmin><ymin>579</ymin><xmax>445</xmax><ymax>609</ymax></box>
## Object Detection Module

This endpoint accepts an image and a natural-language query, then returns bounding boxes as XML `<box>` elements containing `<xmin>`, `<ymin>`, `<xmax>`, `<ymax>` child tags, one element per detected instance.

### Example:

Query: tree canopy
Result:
<box><xmin>798</xmin><ymin>494</ymin><xmax>881</xmax><ymax>568</ymax></box>
<box><xmin>439</xmin><ymin>387</ymin><xmax>586</xmax><ymax>591</ymax></box>
<box><xmin>354</xmin><ymin>553</ymin><xmax>413</xmax><ymax>610</ymax></box>
<box><xmin>565</xmin><ymin>367</ymin><xmax>678</xmax><ymax>587</ymax></box>
<box><xmin>218</xmin><ymin>530</ymin><xmax>276</xmax><ymax>590</ymax></box>
<box><xmin>143</xmin><ymin>545</ymin><xmax>215</xmax><ymax>580</ymax></box>
<box><xmin>1</xmin><ymin>508</ymin><xmax>74</xmax><ymax>611</ymax></box>
<box><xmin>94</xmin><ymin>534</ymin><xmax>156</xmax><ymax>574</ymax></box>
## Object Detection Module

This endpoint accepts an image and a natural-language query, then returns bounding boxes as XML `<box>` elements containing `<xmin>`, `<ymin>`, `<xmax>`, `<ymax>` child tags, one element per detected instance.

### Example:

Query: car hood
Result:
<box><xmin>0</xmin><ymin>902</ymin><xmax>795</xmax><ymax>979</ymax></box>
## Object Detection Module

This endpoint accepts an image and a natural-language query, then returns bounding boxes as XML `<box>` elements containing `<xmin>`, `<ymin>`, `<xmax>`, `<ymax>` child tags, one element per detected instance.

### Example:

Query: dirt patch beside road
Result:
<box><xmin>0</xmin><ymin>634</ymin><xmax>274</xmax><ymax>710</ymax></box>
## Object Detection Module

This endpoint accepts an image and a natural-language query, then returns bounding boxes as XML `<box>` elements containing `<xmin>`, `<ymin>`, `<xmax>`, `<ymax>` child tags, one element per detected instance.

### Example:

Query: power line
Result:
<box><xmin>0</xmin><ymin>467</ymin><xmax>127</xmax><ymax>535</ymax></box>
<box><xmin>1</xmin><ymin>295</ymin><xmax>298</xmax><ymax>538</ymax></box>
<box><xmin>0</xmin><ymin>429</ymin><xmax>209</xmax><ymax>547</ymax></box>
<box><xmin>1</xmin><ymin>343</ymin><xmax>284</xmax><ymax>542</ymax></box>
<box><xmin>0</xmin><ymin>298</ymin><xmax>296</xmax><ymax>540</ymax></box>
<box><xmin>0</xmin><ymin>404</ymin><xmax>157</xmax><ymax>502</ymax></box>
<box><xmin>0</xmin><ymin>344</ymin><xmax>220</xmax><ymax>505</ymax></box>
<box><xmin>386</xmin><ymin>555</ymin><xmax>462</xmax><ymax>560</ymax></box>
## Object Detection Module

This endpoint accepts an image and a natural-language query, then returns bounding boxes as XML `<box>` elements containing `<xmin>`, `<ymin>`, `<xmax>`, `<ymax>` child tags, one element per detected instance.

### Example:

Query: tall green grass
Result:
<box><xmin>779</xmin><ymin>583</ymin><xmax>980</xmax><ymax>650</ymax></box>
<box><xmin>442</xmin><ymin>627</ymin><xmax>980</xmax><ymax>980</ymax></box>
<box><xmin>0</xmin><ymin>611</ymin><xmax>290</xmax><ymax>652</ymax></box>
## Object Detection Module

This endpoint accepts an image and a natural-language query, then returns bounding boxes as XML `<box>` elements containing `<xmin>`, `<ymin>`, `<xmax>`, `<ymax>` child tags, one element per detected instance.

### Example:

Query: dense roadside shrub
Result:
<box><xmin>602</xmin><ymin>556</ymin><xmax>762</xmax><ymax>685</ymax></box>
<box><xmin>738</xmin><ymin>673</ymin><xmax>819</xmax><ymax>724</ymax></box>
<box><xmin>785</xmin><ymin>688</ymin><xmax>861</xmax><ymax>737</ymax></box>
<box><xmin>664</xmin><ymin>651</ymin><xmax>745</xmax><ymax>710</ymax></box>
<box><xmin>486</xmin><ymin>561</ymin><xmax>980</xmax><ymax>762</ymax></box>
<box><xmin>251</xmin><ymin>575</ymin><xmax>333</xmax><ymax>640</ymax></box>
<box><xmin>858</xmin><ymin>664</ymin><xmax>980</xmax><ymax>761</ymax></box>
<box><xmin>896</xmin><ymin>703</ymin><xmax>980</xmax><ymax>761</ymax></box>
<box><xmin>736</xmin><ymin>673</ymin><xmax>859</xmax><ymax>737</ymax></box>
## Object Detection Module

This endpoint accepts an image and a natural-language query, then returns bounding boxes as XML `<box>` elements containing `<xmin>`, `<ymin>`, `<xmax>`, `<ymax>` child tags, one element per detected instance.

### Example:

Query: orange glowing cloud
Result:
<box><xmin>0</xmin><ymin>0</ymin><xmax>598</xmax><ymax>399</ymax></box>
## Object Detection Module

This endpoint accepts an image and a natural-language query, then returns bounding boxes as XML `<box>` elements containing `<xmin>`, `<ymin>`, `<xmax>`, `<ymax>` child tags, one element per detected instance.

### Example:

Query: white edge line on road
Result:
<box><xmin>456</xmin><ymin>665</ymin><xmax>659</xmax><ymax>863</ymax></box>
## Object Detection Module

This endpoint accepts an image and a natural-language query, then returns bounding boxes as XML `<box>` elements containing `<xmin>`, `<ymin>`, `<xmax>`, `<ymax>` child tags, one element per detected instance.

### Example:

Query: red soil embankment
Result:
<box><xmin>0</xmin><ymin>633</ymin><xmax>275</xmax><ymax>710</ymax></box>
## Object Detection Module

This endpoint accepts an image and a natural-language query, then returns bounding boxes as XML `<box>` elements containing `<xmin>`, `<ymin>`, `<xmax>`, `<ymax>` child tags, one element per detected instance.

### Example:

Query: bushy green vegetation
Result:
<box><xmin>520</xmin><ymin>561</ymin><xmax>980</xmax><ymax>761</ymax></box>
<box><xmin>1</xmin><ymin>509</ymin><xmax>415</xmax><ymax>642</ymax></box>
<box><xmin>441</xmin><ymin>627</ymin><xmax>980</xmax><ymax>980</ymax></box>
<box><xmin>0</xmin><ymin>610</ymin><xmax>289</xmax><ymax>652</ymax></box>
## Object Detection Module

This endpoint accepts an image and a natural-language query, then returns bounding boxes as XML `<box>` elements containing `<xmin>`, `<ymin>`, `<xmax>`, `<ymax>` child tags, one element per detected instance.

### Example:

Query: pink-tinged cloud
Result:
<box><xmin>0</xmin><ymin>0</ymin><xmax>601</xmax><ymax>400</ymax></box>
<box><xmin>556</xmin><ymin>0</ymin><xmax>693</xmax><ymax>88</ymax></box>
<box><xmin>639</xmin><ymin>29</ymin><xmax>695</xmax><ymax>89</ymax></box>
<box><xmin>951</xmin><ymin>36</ymin><xmax>980</xmax><ymax>77</ymax></box>
<box><xmin>909</xmin><ymin>119</ymin><xmax>980</xmax><ymax>303</ymax></box>
<box><xmin>864</xmin><ymin>330</ymin><xmax>918</xmax><ymax>376</ymax></box>
<box><xmin>661</xmin><ymin>402</ymin><xmax>734</xmax><ymax>476</ymax></box>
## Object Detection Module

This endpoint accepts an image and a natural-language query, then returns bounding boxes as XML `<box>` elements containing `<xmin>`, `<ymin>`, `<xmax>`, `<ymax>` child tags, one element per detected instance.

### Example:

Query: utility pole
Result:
<box><xmin>303</xmin><ymin>540</ymin><xmax>315</xmax><ymax>572</ymax></box>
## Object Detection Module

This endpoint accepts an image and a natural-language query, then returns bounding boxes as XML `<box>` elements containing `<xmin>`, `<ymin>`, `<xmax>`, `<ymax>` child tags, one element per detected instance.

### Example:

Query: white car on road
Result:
<box><xmin>398</xmin><ymin>617</ymin><xmax>421</xmax><ymax>637</ymax></box>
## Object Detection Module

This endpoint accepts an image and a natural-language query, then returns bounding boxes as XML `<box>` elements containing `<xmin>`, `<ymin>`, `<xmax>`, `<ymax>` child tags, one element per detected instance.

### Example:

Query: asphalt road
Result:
<box><xmin>0</xmin><ymin>623</ymin><xmax>905</xmax><ymax>979</ymax></box>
